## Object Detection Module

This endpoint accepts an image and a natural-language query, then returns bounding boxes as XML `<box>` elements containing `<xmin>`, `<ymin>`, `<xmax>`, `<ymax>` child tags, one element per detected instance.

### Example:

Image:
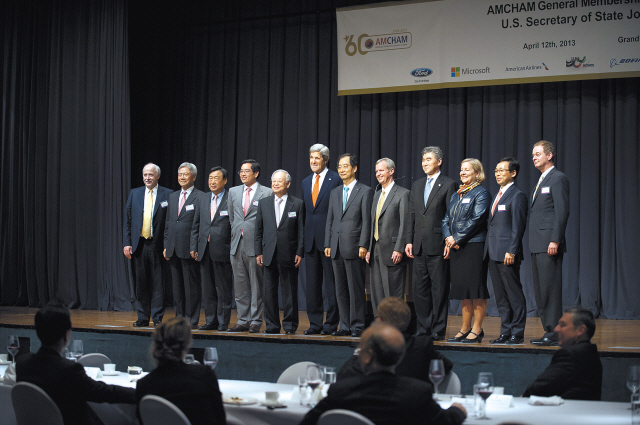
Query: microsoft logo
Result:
<box><xmin>451</xmin><ymin>67</ymin><xmax>460</xmax><ymax>77</ymax></box>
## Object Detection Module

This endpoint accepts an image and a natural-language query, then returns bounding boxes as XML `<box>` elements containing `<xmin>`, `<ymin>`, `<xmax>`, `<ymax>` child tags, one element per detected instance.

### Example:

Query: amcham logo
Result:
<box><xmin>344</xmin><ymin>32</ymin><xmax>412</xmax><ymax>56</ymax></box>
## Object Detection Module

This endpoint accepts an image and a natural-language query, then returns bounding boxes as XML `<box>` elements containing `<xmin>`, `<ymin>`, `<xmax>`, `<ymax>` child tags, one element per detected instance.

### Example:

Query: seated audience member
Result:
<box><xmin>523</xmin><ymin>307</ymin><xmax>602</xmax><ymax>400</ymax></box>
<box><xmin>299</xmin><ymin>323</ymin><xmax>466</xmax><ymax>425</ymax></box>
<box><xmin>136</xmin><ymin>317</ymin><xmax>226</xmax><ymax>425</ymax></box>
<box><xmin>16</xmin><ymin>305</ymin><xmax>136</xmax><ymax>425</ymax></box>
<box><xmin>337</xmin><ymin>297</ymin><xmax>453</xmax><ymax>384</ymax></box>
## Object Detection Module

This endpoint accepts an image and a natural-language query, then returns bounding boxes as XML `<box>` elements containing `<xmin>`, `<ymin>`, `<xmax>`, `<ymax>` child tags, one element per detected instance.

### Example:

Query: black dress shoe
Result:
<box><xmin>489</xmin><ymin>334</ymin><xmax>510</xmax><ymax>344</ymax></box>
<box><xmin>133</xmin><ymin>320</ymin><xmax>149</xmax><ymax>327</ymax></box>
<box><xmin>447</xmin><ymin>330</ymin><xmax>471</xmax><ymax>342</ymax></box>
<box><xmin>285</xmin><ymin>330</ymin><xmax>295</xmax><ymax>335</ymax></box>
<box><xmin>530</xmin><ymin>337</ymin><xmax>558</xmax><ymax>346</ymax></box>
<box><xmin>506</xmin><ymin>336</ymin><xmax>524</xmax><ymax>344</ymax></box>
<box><xmin>198</xmin><ymin>323</ymin><xmax>218</xmax><ymax>331</ymax></box>
<box><xmin>351</xmin><ymin>330</ymin><xmax>363</xmax><ymax>337</ymax></box>
<box><xmin>461</xmin><ymin>329</ymin><xmax>484</xmax><ymax>343</ymax></box>
<box><xmin>153</xmin><ymin>321</ymin><xmax>162</xmax><ymax>326</ymax></box>
<box><xmin>320</xmin><ymin>329</ymin><xmax>333</xmax><ymax>336</ymax></box>
<box><xmin>430</xmin><ymin>333</ymin><xmax>445</xmax><ymax>341</ymax></box>
<box><xmin>332</xmin><ymin>329</ymin><xmax>351</xmax><ymax>337</ymax></box>
<box><xmin>304</xmin><ymin>328</ymin><xmax>320</xmax><ymax>335</ymax></box>
<box><xmin>263</xmin><ymin>329</ymin><xmax>280</xmax><ymax>334</ymax></box>
<box><xmin>218</xmin><ymin>325</ymin><xmax>228</xmax><ymax>332</ymax></box>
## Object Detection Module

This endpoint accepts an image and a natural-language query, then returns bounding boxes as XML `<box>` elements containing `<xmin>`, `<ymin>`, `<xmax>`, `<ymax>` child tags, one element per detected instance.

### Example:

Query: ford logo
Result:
<box><xmin>411</xmin><ymin>68</ymin><xmax>433</xmax><ymax>77</ymax></box>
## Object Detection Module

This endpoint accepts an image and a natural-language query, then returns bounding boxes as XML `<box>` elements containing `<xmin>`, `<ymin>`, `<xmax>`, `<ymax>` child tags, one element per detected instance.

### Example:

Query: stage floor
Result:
<box><xmin>1</xmin><ymin>306</ymin><xmax>639</xmax><ymax>355</ymax></box>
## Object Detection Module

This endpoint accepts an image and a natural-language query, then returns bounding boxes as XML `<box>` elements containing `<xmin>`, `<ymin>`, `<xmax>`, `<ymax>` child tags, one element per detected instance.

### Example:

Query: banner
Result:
<box><xmin>336</xmin><ymin>0</ymin><xmax>640</xmax><ymax>95</ymax></box>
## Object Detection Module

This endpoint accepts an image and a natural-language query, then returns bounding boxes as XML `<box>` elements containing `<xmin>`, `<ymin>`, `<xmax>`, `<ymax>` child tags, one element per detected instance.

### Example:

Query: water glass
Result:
<box><xmin>69</xmin><ymin>340</ymin><xmax>83</xmax><ymax>361</ymax></box>
<box><xmin>298</xmin><ymin>376</ymin><xmax>309</xmax><ymax>405</ymax></box>
<box><xmin>633</xmin><ymin>393</ymin><xmax>640</xmax><ymax>425</ymax></box>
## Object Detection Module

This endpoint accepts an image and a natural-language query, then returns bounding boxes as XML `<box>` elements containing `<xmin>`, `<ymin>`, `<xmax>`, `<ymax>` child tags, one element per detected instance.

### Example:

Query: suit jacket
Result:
<box><xmin>299</xmin><ymin>371</ymin><xmax>466</xmax><ymax>425</ymax></box>
<box><xmin>529</xmin><ymin>167</ymin><xmax>570</xmax><ymax>253</ymax></box>
<box><xmin>324</xmin><ymin>181</ymin><xmax>373</xmax><ymax>259</ymax></box>
<box><xmin>123</xmin><ymin>185</ymin><xmax>172</xmax><ymax>252</ymax></box>
<box><xmin>16</xmin><ymin>347</ymin><xmax>136</xmax><ymax>425</ymax></box>
<box><xmin>136</xmin><ymin>361</ymin><xmax>225</xmax><ymax>425</ymax></box>
<box><xmin>368</xmin><ymin>183</ymin><xmax>411</xmax><ymax>267</ymax></box>
<box><xmin>485</xmin><ymin>184</ymin><xmax>528</xmax><ymax>262</ymax></box>
<box><xmin>409</xmin><ymin>174</ymin><xmax>458</xmax><ymax>256</ymax></box>
<box><xmin>302</xmin><ymin>169</ymin><xmax>341</xmax><ymax>252</ymax></box>
<box><xmin>164</xmin><ymin>188</ymin><xmax>204</xmax><ymax>258</ymax></box>
<box><xmin>522</xmin><ymin>340</ymin><xmax>602</xmax><ymax>400</ymax></box>
<box><xmin>254</xmin><ymin>194</ymin><xmax>305</xmax><ymax>267</ymax></box>
<box><xmin>190</xmin><ymin>191</ymin><xmax>231</xmax><ymax>262</ymax></box>
<box><xmin>228</xmin><ymin>183</ymin><xmax>273</xmax><ymax>256</ymax></box>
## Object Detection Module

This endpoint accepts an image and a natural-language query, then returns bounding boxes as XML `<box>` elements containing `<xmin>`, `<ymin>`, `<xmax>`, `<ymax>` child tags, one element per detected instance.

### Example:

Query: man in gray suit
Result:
<box><xmin>227</xmin><ymin>159</ymin><xmax>273</xmax><ymax>333</ymax></box>
<box><xmin>325</xmin><ymin>153</ymin><xmax>373</xmax><ymax>337</ymax></box>
<box><xmin>366</xmin><ymin>158</ymin><xmax>411</xmax><ymax>315</ymax></box>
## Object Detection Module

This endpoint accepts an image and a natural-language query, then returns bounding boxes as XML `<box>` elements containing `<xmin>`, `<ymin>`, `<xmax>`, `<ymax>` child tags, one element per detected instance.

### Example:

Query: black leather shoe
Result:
<box><xmin>447</xmin><ymin>330</ymin><xmax>471</xmax><ymax>342</ymax></box>
<box><xmin>332</xmin><ymin>329</ymin><xmax>351</xmax><ymax>337</ymax></box>
<box><xmin>430</xmin><ymin>333</ymin><xmax>445</xmax><ymax>341</ymax></box>
<box><xmin>263</xmin><ymin>329</ymin><xmax>280</xmax><ymax>334</ymax></box>
<box><xmin>285</xmin><ymin>330</ymin><xmax>295</xmax><ymax>335</ymax></box>
<box><xmin>490</xmin><ymin>334</ymin><xmax>510</xmax><ymax>344</ymax></box>
<box><xmin>351</xmin><ymin>330</ymin><xmax>363</xmax><ymax>337</ymax></box>
<box><xmin>198</xmin><ymin>323</ymin><xmax>218</xmax><ymax>331</ymax></box>
<box><xmin>218</xmin><ymin>325</ymin><xmax>228</xmax><ymax>332</ymax></box>
<box><xmin>461</xmin><ymin>329</ymin><xmax>484</xmax><ymax>343</ymax></box>
<box><xmin>304</xmin><ymin>328</ymin><xmax>320</xmax><ymax>335</ymax></box>
<box><xmin>320</xmin><ymin>329</ymin><xmax>333</xmax><ymax>336</ymax></box>
<box><xmin>133</xmin><ymin>320</ymin><xmax>149</xmax><ymax>327</ymax></box>
<box><xmin>153</xmin><ymin>321</ymin><xmax>162</xmax><ymax>326</ymax></box>
<box><xmin>530</xmin><ymin>337</ymin><xmax>558</xmax><ymax>346</ymax></box>
<box><xmin>506</xmin><ymin>336</ymin><xmax>524</xmax><ymax>344</ymax></box>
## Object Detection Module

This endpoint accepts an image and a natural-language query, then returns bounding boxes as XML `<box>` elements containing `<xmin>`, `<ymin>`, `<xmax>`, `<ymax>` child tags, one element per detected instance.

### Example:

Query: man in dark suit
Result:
<box><xmin>405</xmin><ymin>146</ymin><xmax>457</xmax><ymax>340</ymax></box>
<box><xmin>301</xmin><ymin>144</ymin><xmax>341</xmax><ymax>335</ymax></box>
<box><xmin>164</xmin><ymin>162</ymin><xmax>203</xmax><ymax>329</ymax></box>
<box><xmin>190</xmin><ymin>166</ymin><xmax>233</xmax><ymax>331</ymax></box>
<box><xmin>123</xmin><ymin>163</ymin><xmax>172</xmax><ymax>327</ymax></box>
<box><xmin>300</xmin><ymin>323</ymin><xmax>466</xmax><ymax>425</ymax></box>
<box><xmin>523</xmin><ymin>307</ymin><xmax>602</xmax><ymax>400</ymax></box>
<box><xmin>324</xmin><ymin>153</ymin><xmax>373</xmax><ymax>337</ymax></box>
<box><xmin>366</xmin><ymin>158</ymin><xmax>411</xmax><ymax>314</ymax></box>
<box><xmin>16</xmin><ymin>305</ymin><xmax>136</xmax><ymax>425</ymax></box>
<box><xmin>255</xmin><ymin>170</ymin><xmax>305</xmax><ymax>334</ymax></box>
<box><xmin>486</xmin><ymin>157</ymin><xmax>528</xmax><ymax>345</ymax></box>
<box><xmin>529</xmin><ymin>141</ymin><xmax>570</xmax><ymax>346</ymax></box>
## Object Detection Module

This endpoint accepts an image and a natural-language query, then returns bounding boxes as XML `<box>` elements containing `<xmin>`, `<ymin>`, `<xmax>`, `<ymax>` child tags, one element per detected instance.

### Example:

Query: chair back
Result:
<box><xmin>78</xmin><ymin>353</ymin><xmax>112</xmax><ymax>369</ymax></box>
<box><xmin>276</xmin><ymin>361</ymin><xmax>316</xmax><ymax>384</ymax></box>
<box><xmin>318</xmin><ymin>409</ymin><xmax>376</xmax><ymax>425</ymax></box>
<box><xmin>440</xmin><ymin>371</ymin><xmax>461</xmax><ymax>394</ymax></box>
<box><xmin>11</xmin><ymin>382</ymin><xmax>64</xmax><ymax>425</ymax></box>
<box><xmin>139</xmin><ymin>395</ymin><xmax>192</xmax><ymax>425</ymax></box>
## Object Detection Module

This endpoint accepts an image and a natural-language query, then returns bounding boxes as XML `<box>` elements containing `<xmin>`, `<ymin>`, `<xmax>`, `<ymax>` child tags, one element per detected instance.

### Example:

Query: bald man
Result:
<box><xmin>300</xmin><ymin>323</ymin><xmax>466</xmax><ymax>425</ymax></box>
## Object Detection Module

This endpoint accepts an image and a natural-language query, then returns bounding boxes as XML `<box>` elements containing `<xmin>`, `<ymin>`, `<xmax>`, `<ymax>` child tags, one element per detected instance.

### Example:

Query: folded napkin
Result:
<box><xmin>3</xmin><ymin>363</ymin><xmax>17</xmax><ymax>386</ymax></box>
<box><xmin>528</xmin><ymin>395</ymin><xmax>564</xmax><ymax>405</ymax></box>
<box><xmin>84</xmin><ymin>366</ymin><xmax>103</xmax><ymax>379</ymax></box>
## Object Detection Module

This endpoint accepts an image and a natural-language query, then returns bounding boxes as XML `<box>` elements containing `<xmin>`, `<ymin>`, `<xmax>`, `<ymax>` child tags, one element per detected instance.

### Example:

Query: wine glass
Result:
<box><xmin>7</xmin><ymin>336</ymin><xmax>20</xmax><ymax>366</ymax></box>
<box><xmin>305</xmin><ymin>364</ymin><xmax>325</xmax><ymax>406</ymax></box>
<box><xmin>204</xmin><ymin>347</ymin><xmax>218</xmax><ymax>369</ymax></box>
<box><xmin>69</xmin><ymin>340</ymin><xmax>83</xmax><ymax>361</ymax></box>
<box><xmin>627</xmin><ymin>365</ymin><xmax>640</xmax><ymax>395</ymax></box>
<box><xmin>476</xmin><ymin>372</ymin><xmax>494</xmax><ymax>419</ymax></box>
<box><xmin>429</xmin><ymin>359</ymin><xmax>446</xmax><ymax>397</ymax></box>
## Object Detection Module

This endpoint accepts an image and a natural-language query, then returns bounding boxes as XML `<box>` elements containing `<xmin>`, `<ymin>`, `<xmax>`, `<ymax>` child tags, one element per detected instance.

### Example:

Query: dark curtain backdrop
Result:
<box><xmin>1</xmin><ymin>0</ymin><xmax>132</xmax><ymax>310</ymax></box>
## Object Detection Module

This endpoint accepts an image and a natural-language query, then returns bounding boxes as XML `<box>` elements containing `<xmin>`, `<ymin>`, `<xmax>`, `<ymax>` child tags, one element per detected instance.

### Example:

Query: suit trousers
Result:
<box><xmin>263</xmin><ymin>253</ymin><xmax>299</xmax><ymax>333</ymax></box>
<box><xmin>199</xmin><ymin>249</ymin><xmax>233</xmax><ymax>326</ymax></box>
<box><xmin>170</xmin><ymin>256</ymin><xmax>201</xmax><ymax>327</ymax></box>
<box><xmin>531</xmin><ymin>252</ymin><xmax>564</xmax><ymax>340</ymax></box>
<box><xmin>230</xmin><ymin>236</ymin><xmax>263</xmax><ymax>325</ymax></box>
<box><xmin>412</xmin><ymin>249</ymin><xmax>450</xmax><ymax>336</ymax></box>
<box><xmin>332</xmin><ymin>248</ymin><xmax>366</xmax><ymax>332</ymax></box>
<box><xmin>132</xmin><ymin>237</ymin><xmax>165</xmax><ymax>322</ymax></box>
<box><xmin>305</xmin><ymin>246</ymin><xmax>339</xmax><ymax>331</ymax></box>
<box><xmin>371</xmin><ymin>242</ymin><xmax>406</xmax><ymax>314</ymax></box>
<box><xmin>488</xmin><ymin>259</ymin><xmax>526</xmax><ymax>338</ymax></box>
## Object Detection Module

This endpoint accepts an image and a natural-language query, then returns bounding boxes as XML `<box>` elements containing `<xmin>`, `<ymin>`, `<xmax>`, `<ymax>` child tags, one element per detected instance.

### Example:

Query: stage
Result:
<box><xmin>1</xmin><ymin>307</ymin><xmax>638</xmax><ymax>401</ymax></box>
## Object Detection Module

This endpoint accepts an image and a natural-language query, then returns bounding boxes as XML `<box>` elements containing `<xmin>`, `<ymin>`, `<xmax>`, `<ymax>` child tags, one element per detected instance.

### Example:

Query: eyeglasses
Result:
<box><xmin>238</xmin><ymin>170</ymin><xmax>253</xmax><ymax>175</ymax></box>
<box><xmin>494</xmin><ymin>169</ymin><xmax>509</xmax><ymax>174</ymax></box>
<box><xmin>337</xmin><ymin>165</ymin><xmax>352</xmax><ymax>170</ymax></box>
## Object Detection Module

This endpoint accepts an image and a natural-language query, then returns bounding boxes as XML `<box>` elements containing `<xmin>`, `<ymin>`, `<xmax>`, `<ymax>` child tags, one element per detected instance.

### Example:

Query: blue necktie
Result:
<box><xmin>424</xmin><ymin>177</ymin><xmax>433</xmax><ymax>207</ymax></box>
<box><xmin>343</xmin><ymin>187</ymin><xmax>350</xmax><ymax>212</ymax></box>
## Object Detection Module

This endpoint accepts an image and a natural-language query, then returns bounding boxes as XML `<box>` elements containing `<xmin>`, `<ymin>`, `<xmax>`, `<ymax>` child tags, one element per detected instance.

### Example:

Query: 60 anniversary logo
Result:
<box><xmin>344</xmin><ymin>33</ymin><xmax>412</xmax><ymax>56</ymax></box>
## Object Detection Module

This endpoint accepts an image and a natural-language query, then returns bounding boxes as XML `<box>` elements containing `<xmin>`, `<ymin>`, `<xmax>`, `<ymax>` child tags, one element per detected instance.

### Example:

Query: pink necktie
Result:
<box><xmin>243</xmin><ymin>187</ymin><xmax>251</xmax><ymax>216</ymax></box>
<box><xmin>276</xmin><ymin>198</ymin><xmax>283</xmax><ymax>226</ymax></box>
<box><xmin>492</xmin><ymin>190</ymin><xmax>503</xmax><ymax>216</ymax></box>
<box><xmin>210</xmin><ymin>194</ymin><xmax>218</xmax><ymax>221</ymax></box>
<box><xmin>179</xmin><ymin>191</ymin><xmax>187</xmax><ymax>214</ymax></box>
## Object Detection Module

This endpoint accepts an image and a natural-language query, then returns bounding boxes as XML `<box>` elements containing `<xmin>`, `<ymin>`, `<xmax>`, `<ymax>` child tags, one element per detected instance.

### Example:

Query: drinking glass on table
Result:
<box><xmin>306</xmin><ymin>364</ymin><xmax>325</xmax><ymax>406</ymax></box>
<box><xmin>628</xmin><ymin>366</ymin><xmax>640</xmax><ymax>395</ymax></box>
<box><xmin>298</xmin><ymin>376</ymin><xmax>309</xmax><ymax>405</ymax></box>
<box><xmin>323</xmin><ymin>366</ymin><xmax>336</xmax><ymax>385</ymax></box>
<box><xmin>476</xmin><ymin>372</ymin><xmax>494</xmax><ymax>419</ymax></box>
<box><xmin>68</xmin><ymin>340</ymin><xmax>83</xmax><ymax>361</ymax></box>
<box><xmin>429</xmin><ymin>359</ymin><xmax>445</xmax><ymax>397</ymax></box>
<box><xmin>204</xmin><ymin>348</ymin><xmax>218</xmax><ymax>369</ymax></box>
<box><xmin>7</xmin><ymin>336</ymin><xmax>20</xmax><ymax>366</ymax></box>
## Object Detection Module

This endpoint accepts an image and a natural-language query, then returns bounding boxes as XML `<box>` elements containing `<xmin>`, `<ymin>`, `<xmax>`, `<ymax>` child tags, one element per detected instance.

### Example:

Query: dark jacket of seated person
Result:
<box><xmin>136</xmin><ymin>316</ymin><xmax>226</xmax><ymax>425</ymax></box>
<box><xmin>16</xmin><ymin>305</ymin><xmax>136</xmax><ymax>425</ymax></box>
<box><xmin>522</xmin><ymin>307</ymin><xmax>603</xmax><ymax>400</ymax></box>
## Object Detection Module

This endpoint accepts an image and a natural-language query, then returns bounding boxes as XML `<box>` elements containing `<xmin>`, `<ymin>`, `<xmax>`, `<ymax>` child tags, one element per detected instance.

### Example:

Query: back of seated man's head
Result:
<box><xmin>376</xmin><ymin>297</ymin><xmax>411</xmax><ymax>333</ymax></box>
<box><xmin>35</xmin><ymin>305</ymin><xmax>72</xmax><ymax>347</ymax></box>
<box><xmin>556</xmin><ymin>307</ymin><xmax>595</xmax><ymax>348</ymax></box>
<box><xmin>358</xmin><ymin>323</ymin><xmax>406</xmax><ymax>373</ymax></box>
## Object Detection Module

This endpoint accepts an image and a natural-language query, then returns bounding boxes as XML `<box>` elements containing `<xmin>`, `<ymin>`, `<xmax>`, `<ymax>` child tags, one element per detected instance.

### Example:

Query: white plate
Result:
<box><xmin>102</xmin><ymin>371</ymin><xmax>120</xmax><ymax>376</ymax></box>
<box><xmin>259</xmin><ymin>400</ymin><xmax>286</xmax><ymax>408</ymax></box>
<box><xmin>223</xmin><ymin>396</ymin><xmax>258</xmax><ymax>405</ymax></box>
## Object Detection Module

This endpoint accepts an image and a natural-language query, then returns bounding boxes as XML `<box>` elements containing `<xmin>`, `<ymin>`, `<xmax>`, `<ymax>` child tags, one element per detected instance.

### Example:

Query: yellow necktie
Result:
<box><xmin>374</xmin><ymin>190</ymin><xmax>386</xmax><ymax>241</ymax></box>
<box><xmin>142</xmin><ymin>190</ymin><xmax>153</xmax><ymax>239</ymax></box>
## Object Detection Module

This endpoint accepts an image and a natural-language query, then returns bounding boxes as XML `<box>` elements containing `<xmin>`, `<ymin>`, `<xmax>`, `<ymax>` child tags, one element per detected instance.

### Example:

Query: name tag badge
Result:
<box><xmin>541</xmin><ymin>187</ymin><xmax>550</xmax><ymax>194</ymax></box>
<box><xmin>462</xmin><ymin>198</ymin><xmax>471</xmax><ymax>204</ymax></box>
<box><xmin>498</xmin><ymin>205</ymin><xmax>506</xmax><ymax>211</ymax></box>
<box><xmin>185</xmin><ymin>204</ymin><xmax>195</xmax><ymax>211</ymax></box>
<box><xmin>160</xmin><ymin>201</ymin><xmax>168</xmax><ymax>208</ymax></box>
<box><xmin>219</xmin><ymin>211</ymin><xmax>228</xmax><ymax>216</ymax></box>
<box><xmin>253</xmin><ymin>200</ymin><xmax>259</xmax><ymax>206</ymax></box>
<box><xmin>288</xmin><ymin>212</ymin><xmax>296</xmax><ymax>218</ymax></box>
